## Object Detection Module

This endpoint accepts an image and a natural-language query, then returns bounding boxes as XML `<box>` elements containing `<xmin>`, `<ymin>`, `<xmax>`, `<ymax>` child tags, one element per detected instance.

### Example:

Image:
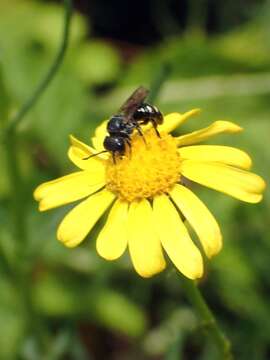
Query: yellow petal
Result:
<box><xmin>68</xmin><ymin>135</ymin><xmax>107</xmax><ymax>170</ymax></box>
<box><xmin>176</xmin><ymin>121</ymin><xmax>243</xmax><ymax>146</ymax></box>
<box><xmin>153</xmin><ymin>194</ymin><xmax>203</xmax><ymax>279</ymax></box>
<box><xmin>96</xmin><ymin>200</ymin><xmax>128</xmax><ymax>260</ymax></box>
<box><xmin>34</xmin><ymin>171</ymin><xmax>106</xmax><ymax>211</ymax></box>
<box><xmin>181</xmin><ymin>160</ymin><xmax>266</xmax><ymax>203</ymax></box>
<box><xmin>178</xmin><ymin>145</ymin><xmax>252</xmax><ymax>170</ymax></box>
<box><xmin>91</xmin><ymin>120</ymin><xmax>108</xmax><ymax>151</ymax></box>
<box><xmin>69</xmin><ymin>135</ymin><xmax>96</xmax><ymax>156</ymax></box>
<box><xmin>57</xmin><ymin>190</ymin><xmax>115</xmax><ymax>248</ymax></box>
<box><xmin>159</xmin><ymin>109</ymin><xmax>201</xmax><ymax>133</ymax></box>
<box><xmin>127</xmin><ymin>199</ymin><xmax>166</xmax><ymax>278</ymax></box>
<box><xmin>170</xmin><ymin>184</ymin><xmax>222</xmax><ymax>258</ymax></box>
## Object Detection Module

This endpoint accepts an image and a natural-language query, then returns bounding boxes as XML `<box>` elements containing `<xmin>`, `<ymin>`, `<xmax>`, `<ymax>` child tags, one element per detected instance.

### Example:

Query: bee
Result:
<box><xmin>87</xmin><ymin>86</ymin><xmax>163</xmax><ymax>162</ymax></box>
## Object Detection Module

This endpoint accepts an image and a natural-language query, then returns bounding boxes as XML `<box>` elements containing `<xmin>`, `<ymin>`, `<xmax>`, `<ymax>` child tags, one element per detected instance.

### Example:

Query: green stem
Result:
<box><xmin>147</xmin><ymin>63</ymin><xmax>171</xmax><ymax>103</ymax></box>
<box><xmin>6</xmin><ymin>0</ymin><xmax>72</xmax><ymax>134</ymax></box>
<box><xmin>180</xmin><ymin>277</ymin><xmax>233</xmax><ymax>360</ymax></box>
<box><xmin>4</xmin><ymin>0</ymin><xmax>72</xmax><ymax>258</ymax></box>
<box><xmin>2</xmin><ymin>0</ymin><xmax>73</xmax><ymax>351</ymax></box>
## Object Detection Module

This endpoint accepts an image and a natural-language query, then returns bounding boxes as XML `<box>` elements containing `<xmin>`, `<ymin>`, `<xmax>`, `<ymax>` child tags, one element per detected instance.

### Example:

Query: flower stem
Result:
<box><xmin>180</xmin><ymin>276</ymin><xmax>233</xmax><ymax>360</ymax></box>
<box><xmin>6</xmin><ymin>0</ymin><xmax>72</xmax><ymax>134</ymax></box>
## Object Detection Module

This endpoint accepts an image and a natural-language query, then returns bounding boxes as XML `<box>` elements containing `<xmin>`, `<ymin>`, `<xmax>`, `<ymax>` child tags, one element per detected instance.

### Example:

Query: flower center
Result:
<box><xmin>105</xmin><ymin>129</ymin><xmax>181</xmax><ymax>202</ymax></box>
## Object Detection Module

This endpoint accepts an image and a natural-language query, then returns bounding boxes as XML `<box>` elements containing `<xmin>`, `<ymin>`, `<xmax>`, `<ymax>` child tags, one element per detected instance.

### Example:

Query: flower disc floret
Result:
<box><xmin>105</xmin><ymin>129</ymin><xmax>181</xmax><ymax>202</ymax></box>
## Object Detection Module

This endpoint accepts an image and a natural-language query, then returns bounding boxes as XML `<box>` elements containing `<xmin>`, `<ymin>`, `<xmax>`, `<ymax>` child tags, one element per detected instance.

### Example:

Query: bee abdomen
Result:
<box><xmin>134</xmin><ymin>103</ymin><xmax>163</xmax><ymax>125</ymax></box>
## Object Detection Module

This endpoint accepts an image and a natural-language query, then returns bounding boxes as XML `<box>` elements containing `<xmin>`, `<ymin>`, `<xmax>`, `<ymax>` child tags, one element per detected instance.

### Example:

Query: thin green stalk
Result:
<box><xmin>4</xmin><ymin>0</ymin><xmax>72</xmax><ymax>259</ymax></box>
<box><xmin>147</xmin><ymin>63</ymin><xmax>172</xmax><ymax>103</ymax></box>
<box><xmin>6</xmin><ymin>0</ymin><xmax>72</xmax><ymax>134</ymax></box>
<box><xmin>2</xmin><ymin>0</ymin><xmax>73</xmax><ymax>352</ymax></box>
<box><xmin>180</xmin><ymin>276</ymin><xmax>233</xmax><ymax>359</ymax></box>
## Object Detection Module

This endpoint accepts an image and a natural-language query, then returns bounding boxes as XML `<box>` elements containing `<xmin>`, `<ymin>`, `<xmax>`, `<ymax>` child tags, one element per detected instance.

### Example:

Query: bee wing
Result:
<box><xmin>119</xmin><ymin>86</ymin><xmax>149</xmax><ymax>121</ymax></box>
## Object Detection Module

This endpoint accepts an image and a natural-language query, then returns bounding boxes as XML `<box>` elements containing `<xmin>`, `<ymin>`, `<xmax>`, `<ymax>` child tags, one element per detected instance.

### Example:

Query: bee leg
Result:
<box><xmin>135</xmin><ymin>124</ymin><xmax>147</xmax><ymax>144</ymax></box>
<box><xmin>126</xmin><ymin>138</ymin><xmax>132</xmax><ymax>158</ymax></box>
<box><xmin>112</xmin><ymin>152</ymin><xmax>116</xmax><ymax>164</ymax></box>
<box><xmin>151</xmin><ymin>119</ymin><xmax>161</xmax><ymax>138</ymax></box>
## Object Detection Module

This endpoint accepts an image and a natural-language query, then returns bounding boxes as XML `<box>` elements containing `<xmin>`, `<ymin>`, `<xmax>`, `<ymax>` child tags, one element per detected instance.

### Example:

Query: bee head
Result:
<box><xmin>103</xmin><ymin>135</ymin><xmax>126</xmax><ymax>155</ymax></box>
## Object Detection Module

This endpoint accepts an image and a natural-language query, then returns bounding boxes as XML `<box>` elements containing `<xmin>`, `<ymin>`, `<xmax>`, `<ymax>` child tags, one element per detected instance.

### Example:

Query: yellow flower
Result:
<box><xmin>34</xmin><ymin>109</ymin><xmax>266</xmax><ymax>279</ymax></box>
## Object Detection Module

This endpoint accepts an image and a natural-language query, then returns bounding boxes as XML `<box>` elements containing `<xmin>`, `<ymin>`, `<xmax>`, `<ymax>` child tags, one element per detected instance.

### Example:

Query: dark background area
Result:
<box><xmin>72</xmin><ymin>0</ymin><xmax>261</xmax><ymax>44</ymax></box>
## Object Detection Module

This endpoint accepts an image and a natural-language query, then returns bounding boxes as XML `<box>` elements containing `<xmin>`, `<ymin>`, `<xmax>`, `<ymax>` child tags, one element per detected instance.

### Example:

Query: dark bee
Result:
<box><xmin>86</xmin><ymin>86</ymin><xmax>163</xmax><ymax>162</ymax></box>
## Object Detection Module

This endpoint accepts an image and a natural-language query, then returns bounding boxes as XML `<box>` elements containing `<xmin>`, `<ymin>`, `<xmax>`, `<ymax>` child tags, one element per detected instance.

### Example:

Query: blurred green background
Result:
<box><xmin>0</xmin><ymin>0</ymin><xmax>269</xmax><ymax>359</ymax></box>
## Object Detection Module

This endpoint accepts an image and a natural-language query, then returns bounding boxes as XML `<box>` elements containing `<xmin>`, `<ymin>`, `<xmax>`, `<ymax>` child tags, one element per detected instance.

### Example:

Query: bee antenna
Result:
<box><xmin>83</xmin><ymin>150</ymin><xmax>108</xmax><ymax>160</ymax></box>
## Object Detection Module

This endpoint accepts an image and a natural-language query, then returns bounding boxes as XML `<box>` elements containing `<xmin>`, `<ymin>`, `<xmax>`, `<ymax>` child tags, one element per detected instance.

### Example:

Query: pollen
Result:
<box><xmin>105</xmin><ymin>129</ymin><xmax>181</xmax><ymax>202</ymax></box>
